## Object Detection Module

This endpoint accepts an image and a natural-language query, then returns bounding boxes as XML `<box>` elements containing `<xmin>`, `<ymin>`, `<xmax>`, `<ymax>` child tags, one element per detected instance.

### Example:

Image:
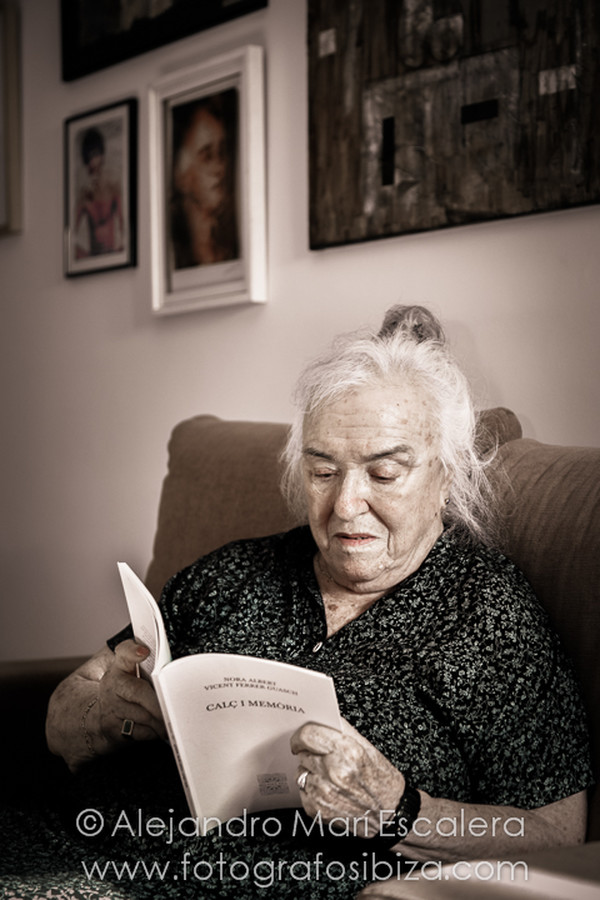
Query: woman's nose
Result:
<box><xmin>214</xmin><ymin>149</ymin><xmax>226</xmax><ymax>175</ymax></box>
<box><xmin>333</xmin><ymin>473</ymin><xmax>369</xmax><ymax>519</ymax></box>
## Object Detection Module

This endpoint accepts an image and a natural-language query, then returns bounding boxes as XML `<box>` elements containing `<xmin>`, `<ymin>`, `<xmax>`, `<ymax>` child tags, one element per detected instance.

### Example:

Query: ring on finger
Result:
<box><xmin>121</xmin><ymin>718</ymin><xmax>135</xmax><ymax>739</ymax></box>
<box><xmin>297</xmin><ymin>769</ymin><xmax>309</xmax><ymax>791</ymax></box>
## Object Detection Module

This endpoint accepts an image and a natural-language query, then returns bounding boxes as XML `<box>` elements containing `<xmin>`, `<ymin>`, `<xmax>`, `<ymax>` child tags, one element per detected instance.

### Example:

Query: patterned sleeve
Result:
<box><xmin>105</xmin><ymin>541</ymin><xmax>232</xmax><ymax>653</ymax></box>
<box><xmin>153</xmin><ymin>541</ymin><xmax>254</xmax><ymax>658</ymax></box>
<box><xmin>105</xmin><ymin>535</ymin><xmax>282</xmax><ymax>657</ymax></box>
<box><xmin>104</xmin><ymin>558</ymin><xmax>214</xmax><ymax>655</ymax></box>
<box><xmin>463</xmin><ymin>558</ymin><xmax>593</xmax><ymax>809</ymax></box>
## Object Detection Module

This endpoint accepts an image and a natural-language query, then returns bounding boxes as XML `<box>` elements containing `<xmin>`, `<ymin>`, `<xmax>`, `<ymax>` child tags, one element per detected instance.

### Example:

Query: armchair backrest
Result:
<box><xmin>145</xmin><ymin>415</ymin><xmax>294</xmax><ymax>601</ymax></box>
<box><xmin>492</xmin><ymin>438</ymin><xmax>600</xmax><ymax>840</ymax></box>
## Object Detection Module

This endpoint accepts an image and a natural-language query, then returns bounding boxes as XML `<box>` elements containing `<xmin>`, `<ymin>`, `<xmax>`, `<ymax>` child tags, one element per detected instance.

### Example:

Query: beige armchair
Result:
<box><xmin>2</xmin><ymin>407</ymin><xmax>598</xmax><ymax>850</ymax></box>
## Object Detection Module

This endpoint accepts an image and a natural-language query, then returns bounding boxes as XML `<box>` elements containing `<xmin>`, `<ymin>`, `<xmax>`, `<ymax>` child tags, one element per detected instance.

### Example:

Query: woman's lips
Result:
<box><xmin>334</xmin><ymin>532</ymin><xmax>377</xmax><ymax>547</ymax></box>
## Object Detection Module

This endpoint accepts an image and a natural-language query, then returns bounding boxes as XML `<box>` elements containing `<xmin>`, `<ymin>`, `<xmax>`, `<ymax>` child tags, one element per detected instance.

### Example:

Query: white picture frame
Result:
<box><xmin>149</xmin><ymin>45</ymin><xmax>267</xmax><ymax>315</ymax></box>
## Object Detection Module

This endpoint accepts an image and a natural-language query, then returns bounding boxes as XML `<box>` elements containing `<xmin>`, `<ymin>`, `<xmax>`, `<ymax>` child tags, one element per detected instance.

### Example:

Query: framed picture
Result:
<box><xmin>61</xmin><ymin>0</ymin><xmax>268</xmax><ymax>82</ymax></box>
<box><xmin>0</xmin><ymin>0</ymin><xmax>22</xmax><ymax>236</ymax></box>
<box><xmin>149</xmin><ymin>45</ymin><xmax>266</xmax><ymax>315</ymax></box>
<box><xmin>308</xmin><ymin>0</ymin><xmax>600</xmax><ymax>248</ymax></box>
<box><xmin>64</xmin><ymin>98</ymin><xmax>137</xmax><ymax>277</ymax></box>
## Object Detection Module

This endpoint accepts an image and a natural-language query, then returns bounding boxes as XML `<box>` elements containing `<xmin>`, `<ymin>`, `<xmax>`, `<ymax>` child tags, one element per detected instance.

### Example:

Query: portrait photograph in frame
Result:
<box><xmin>149</xmin><ymin>45</ymin><xmax>266</xmax><ymax>315</ymax></box>
<box><xmin>64</xmin><ymin>98</ymin><xmax>137</xmax><ymax>277</ymax></box>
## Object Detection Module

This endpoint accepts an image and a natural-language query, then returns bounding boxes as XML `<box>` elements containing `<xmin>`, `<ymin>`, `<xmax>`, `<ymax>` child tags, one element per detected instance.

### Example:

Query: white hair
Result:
<box><xmin>281</xmin><ymin>305</ymin><xmax>498</xmax><ymax>545</ymax></box>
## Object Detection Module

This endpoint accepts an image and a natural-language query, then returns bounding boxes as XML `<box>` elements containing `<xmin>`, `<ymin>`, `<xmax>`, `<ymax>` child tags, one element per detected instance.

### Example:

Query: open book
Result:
<box><xmin>117</xmin><ymin>563</ymin><xmax>342</xmax><ymax>832</ymax></box>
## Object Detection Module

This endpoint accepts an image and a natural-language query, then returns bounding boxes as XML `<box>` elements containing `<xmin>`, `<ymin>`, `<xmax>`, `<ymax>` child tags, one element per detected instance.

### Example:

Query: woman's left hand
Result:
<box><xmin>290</xmin><ymin>718</ymin><xmax>405</xmax><ymax>838</ymax></box>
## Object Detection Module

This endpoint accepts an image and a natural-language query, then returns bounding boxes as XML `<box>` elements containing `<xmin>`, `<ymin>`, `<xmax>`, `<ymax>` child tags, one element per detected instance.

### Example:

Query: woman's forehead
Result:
<box><xmin>303</xmin><ymin>383</ymin><xmax>438</xmax><ymax>450</ymax></box>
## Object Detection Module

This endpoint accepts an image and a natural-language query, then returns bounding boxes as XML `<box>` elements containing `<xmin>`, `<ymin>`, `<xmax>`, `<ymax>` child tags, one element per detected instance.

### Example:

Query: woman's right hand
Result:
<box><xmin>97</xmin><ymin>640</ymin><xmax>167</xmax><ymax>747</ymax></box>
<box><xmin>46</xmin><ymin>640</ymin><xmax>167</xmax><ymax>770</ymax></box>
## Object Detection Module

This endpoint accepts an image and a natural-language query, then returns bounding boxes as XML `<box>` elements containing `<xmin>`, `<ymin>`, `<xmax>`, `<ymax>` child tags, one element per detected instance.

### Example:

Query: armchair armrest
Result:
<box><xmin>0</xmin><ymin>657</ymin><xmax>86</xmax><ymax>804</ymax></box>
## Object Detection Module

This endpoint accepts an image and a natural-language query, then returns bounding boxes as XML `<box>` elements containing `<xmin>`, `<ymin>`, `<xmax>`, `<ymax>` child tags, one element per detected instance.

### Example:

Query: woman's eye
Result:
<box><xmin>370</xmin><ymin>471</ymin><xmax>397</xmax><ymax>483</ymax></box>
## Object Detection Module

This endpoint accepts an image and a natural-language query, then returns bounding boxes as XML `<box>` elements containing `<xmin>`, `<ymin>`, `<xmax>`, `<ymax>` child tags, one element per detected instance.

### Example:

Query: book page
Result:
<box><xmin>117</xmin><ymin>562</ymin><xmax>172</xmax><ymax>677</ymax></box>
<box><xmin>155</xmin><ymin>653</ymin><xmax>342</xmax><ymax>831</ymax></box>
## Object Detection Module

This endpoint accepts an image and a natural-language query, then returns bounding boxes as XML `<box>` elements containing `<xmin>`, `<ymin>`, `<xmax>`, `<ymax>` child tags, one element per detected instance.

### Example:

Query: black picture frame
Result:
<box><xmin>64</xmin><ymin>98</ymin><xmax>137</xmax><ymax>277</ymax></box>
<box><xmin>60</xmin><ymin>0</ymin><xmax>268</xmax><ymax>82</ymax></box>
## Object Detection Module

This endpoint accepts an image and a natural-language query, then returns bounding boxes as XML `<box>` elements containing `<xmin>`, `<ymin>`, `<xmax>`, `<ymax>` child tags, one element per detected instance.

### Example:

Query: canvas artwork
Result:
<box><xmin>308</xmin><ymin>0</ymin><xmax>600</xmax><ymax>248</ymax></box>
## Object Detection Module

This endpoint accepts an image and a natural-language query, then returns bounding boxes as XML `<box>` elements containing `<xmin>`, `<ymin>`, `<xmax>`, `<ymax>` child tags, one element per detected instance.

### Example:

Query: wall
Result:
<box><xmin>1</xmin><ymin>0</ymin><xmax>598</xmax><ymax>661</ymax></box>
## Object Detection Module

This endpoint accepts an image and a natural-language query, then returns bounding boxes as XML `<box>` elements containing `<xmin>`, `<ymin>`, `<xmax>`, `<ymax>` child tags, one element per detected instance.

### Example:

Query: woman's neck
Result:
<box><xmin>182</xmin><ymin>200</ymin><xmax>222</xmax><ymax>263</ymax></box>
<box><xmin>314</xmin><ymin>554</ymin><xmax>385</xmax><ymax>637</ymax></box>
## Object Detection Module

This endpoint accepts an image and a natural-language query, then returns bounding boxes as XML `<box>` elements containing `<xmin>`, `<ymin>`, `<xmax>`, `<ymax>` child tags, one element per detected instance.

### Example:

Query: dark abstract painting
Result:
<box><xmin>308</xmin><ymin>0</ymin><xmax>599</xmax><ymax>248</ymax></box>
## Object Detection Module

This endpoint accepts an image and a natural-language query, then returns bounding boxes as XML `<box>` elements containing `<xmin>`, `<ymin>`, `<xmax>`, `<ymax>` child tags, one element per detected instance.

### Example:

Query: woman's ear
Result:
<box><xmin>439</xmin><ymin>470</ymin><xmax>452</xmax><ymax>511</ymax></box>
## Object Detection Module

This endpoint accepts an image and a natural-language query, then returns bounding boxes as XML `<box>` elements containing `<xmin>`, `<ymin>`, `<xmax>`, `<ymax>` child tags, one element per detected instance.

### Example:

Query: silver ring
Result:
<box><xmin>121</xmin><ymin>718</ymin><xmax>135</xmax><ymax>738</ymax></box>
<box><xmin>297</xmin><ymin>769</ymin><xmax>309</xmax><ymax>791</ymax></box>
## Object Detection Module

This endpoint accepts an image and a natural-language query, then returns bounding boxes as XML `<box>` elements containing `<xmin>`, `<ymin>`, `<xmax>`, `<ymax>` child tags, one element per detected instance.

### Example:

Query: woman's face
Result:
<box><xmin>301</xmin><ymin>382</ymin><xmax>450</xmax><ymax>595</ymax></box>
<box><xmin>86</xmin><ymin>152</ymin><xmax>104</xmax><ymax>188</ymax></box>
<box><xmin>176</xmin><ymin>109</ymin><xmax>227</xmax><ymax>213</ymax></box>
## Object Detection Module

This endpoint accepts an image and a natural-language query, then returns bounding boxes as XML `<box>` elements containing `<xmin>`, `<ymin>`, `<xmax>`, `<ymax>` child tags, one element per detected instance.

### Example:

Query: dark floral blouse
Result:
<box><xmin>160</xmin><ymin>526</ymin><xmax>591</xmax><ymax>809</ymax></box>
<box><xmin>0</xmin><ymin>528</ymin><xmax>592</xmax><ymax>900</ymax></box>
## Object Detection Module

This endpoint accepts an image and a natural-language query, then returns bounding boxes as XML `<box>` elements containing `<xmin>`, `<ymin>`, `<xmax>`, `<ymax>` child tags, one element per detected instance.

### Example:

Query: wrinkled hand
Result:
<box><xmin>98</xmin><ymin>640</ymin><xmax>166</xmax><ymax>746</ymax></box>
<box><xmin>290</xmin><ymin>718</ymin><xmax>405</xmax><ymax>838</ymax></box>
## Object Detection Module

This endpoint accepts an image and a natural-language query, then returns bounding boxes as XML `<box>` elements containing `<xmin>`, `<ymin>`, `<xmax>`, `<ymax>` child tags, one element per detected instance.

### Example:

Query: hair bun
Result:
<box><xmin>378</xmin><ymin>305</ymin><xmax>446</xmax><ymax>344</ymax></box>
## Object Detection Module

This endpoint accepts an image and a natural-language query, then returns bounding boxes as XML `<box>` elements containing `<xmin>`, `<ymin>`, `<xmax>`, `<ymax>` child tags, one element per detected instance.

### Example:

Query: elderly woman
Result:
<box><xmin>7</xmin><ymin>307</ymin><xmax>591</xmax><ymax>899</ymax></box>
